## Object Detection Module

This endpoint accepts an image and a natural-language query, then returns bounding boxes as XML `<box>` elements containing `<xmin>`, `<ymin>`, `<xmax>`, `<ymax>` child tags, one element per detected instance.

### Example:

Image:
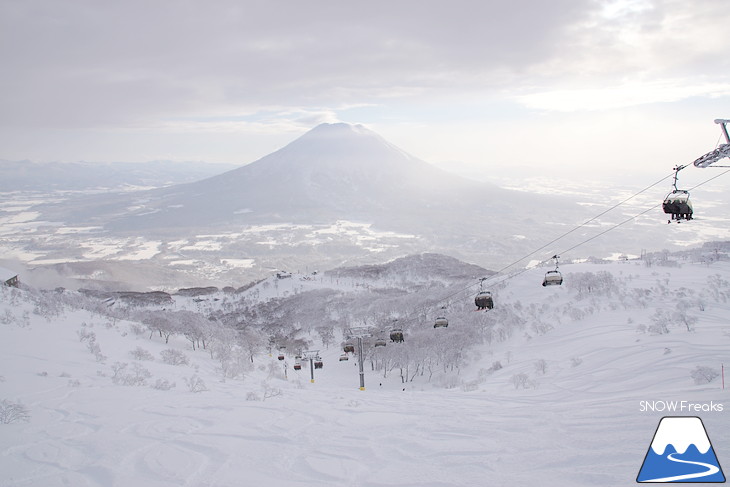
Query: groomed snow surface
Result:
<box><xmin>1</xmin><ymin>256</ymin><xmax>729</xmax><ymax>486</ymax></box>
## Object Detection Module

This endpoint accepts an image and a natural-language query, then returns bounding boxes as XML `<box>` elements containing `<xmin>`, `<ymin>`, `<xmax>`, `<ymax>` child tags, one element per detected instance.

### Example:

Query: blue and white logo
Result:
<box><xmin>637</xmin><ymin>416</ymin><xmax>725</xmax><ymax>483</ymax></box>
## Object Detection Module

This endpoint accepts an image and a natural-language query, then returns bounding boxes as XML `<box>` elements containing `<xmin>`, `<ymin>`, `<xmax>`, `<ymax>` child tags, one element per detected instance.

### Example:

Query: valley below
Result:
<box><xmin>1</xmin><ymin>124</ymin><xmax>729</xmax><ymax>292</ymax></box>
<box><xmin>2</xmin><ymin>178</ymin><xmax>729</xmax><ymax>292</ymax></box>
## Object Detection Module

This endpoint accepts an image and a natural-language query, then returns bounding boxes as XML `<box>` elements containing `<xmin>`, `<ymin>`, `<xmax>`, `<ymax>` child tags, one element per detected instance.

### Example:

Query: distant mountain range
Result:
<box><xmin>0</xmin><ymin>159</ymin><xmax>234</xmax><ymax>191</ymax></box>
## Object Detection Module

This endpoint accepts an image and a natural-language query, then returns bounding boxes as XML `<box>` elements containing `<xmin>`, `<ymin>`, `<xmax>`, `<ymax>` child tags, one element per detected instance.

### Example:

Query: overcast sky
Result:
<box><xmin>2</xmin><ymin>0</ymin><xmax>729</xmax><ymax>181</ymax></box>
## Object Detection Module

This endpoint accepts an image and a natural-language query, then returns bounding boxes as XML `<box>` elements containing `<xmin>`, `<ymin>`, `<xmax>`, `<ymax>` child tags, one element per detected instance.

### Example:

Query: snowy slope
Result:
<box><xmin>1</xmin><ymin>251</ymin><xmax>729</xmax><ymax>486</ymax></box>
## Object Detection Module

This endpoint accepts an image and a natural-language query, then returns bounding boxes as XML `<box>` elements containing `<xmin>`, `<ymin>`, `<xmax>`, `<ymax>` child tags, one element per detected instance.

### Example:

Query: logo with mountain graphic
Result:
<box><xmin>637</xmin><ymin>416</ymin><xmax>725</xmax><ymax>483</ymax></box>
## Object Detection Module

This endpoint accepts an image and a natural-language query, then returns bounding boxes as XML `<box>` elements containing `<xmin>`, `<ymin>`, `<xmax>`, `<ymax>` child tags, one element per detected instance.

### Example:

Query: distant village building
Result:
<box><xmin>0</xmin><ymin>267</ymin><xmax>19</xmax><ymax>288</ymax></box>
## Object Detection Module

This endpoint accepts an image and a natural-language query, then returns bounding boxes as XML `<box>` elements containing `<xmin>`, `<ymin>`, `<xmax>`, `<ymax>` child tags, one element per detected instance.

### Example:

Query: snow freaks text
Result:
<box><xmin>639</xmin><ymin>401</ymin><xmax>724</xmax><ymax>412</ymax></box>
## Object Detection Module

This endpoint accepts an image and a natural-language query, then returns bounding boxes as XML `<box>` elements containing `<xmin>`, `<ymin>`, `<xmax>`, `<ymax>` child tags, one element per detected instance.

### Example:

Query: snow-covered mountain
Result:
<box><xmin>650</xmin><ymin>417</ymin><xmax>712</xmax><ymax>455</ymax></box>
<box><xmin>14</xmin><ymin>123</ymin><xmax>587</xmax><ymax>288</ymax></box>
<box><xmin>36</xmin><ymin>123</ymin><xmax>580</xmax><ymax>234</ymax></box>
<box><xmin>326</xmin><ymin>252</ymin><xmax>491</xmax><ymax>283</ymax></box>
<box><xmin>2</xmin><ymin>246</ymin><xmax>729</xmax><ymax>486</ymax></box>
<box><xmin>11</xmin><ymin>122</ymin><xmax>727</xmax><ymax>290</ymax></box>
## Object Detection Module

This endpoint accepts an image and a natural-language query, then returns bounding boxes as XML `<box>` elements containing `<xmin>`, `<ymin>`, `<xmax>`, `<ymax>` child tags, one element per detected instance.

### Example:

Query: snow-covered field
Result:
<box><xmin>2</xmin><ymin>166</ymin><xmax>729</xmax><ymax>292</ymax></box>
<box><xmin>1</xmin><ymin>254</ymin><xmax>729</xmax><ymax>486</ymax></box>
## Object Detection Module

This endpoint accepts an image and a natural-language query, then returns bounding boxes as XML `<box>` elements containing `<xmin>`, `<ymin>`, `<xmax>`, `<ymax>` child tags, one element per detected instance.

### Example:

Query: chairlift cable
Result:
<box><xmin>556</xmin><ymin>167</ymin><xmax>730</xmax><ymax>257</ymax></box>
<box><xmin>512</xmin><ymin>168</ymin><xmax>729</xmax><ymax>271</ymax></box>
<box><xmin>687</xmin><ymin>168</ymin><xmax>730</xmax><ymax>191</ymax></box>
<box><xmin>557</xmin><ymin>203</ymin><xmax>660</xmax><ymax>256</ymax></box>
<box><xmin>487</xmin><ymin>172</ymin><xmax>675</xmax><ymax>276</ymax></box>
<box><xmin>417</xmin><ymin>171</ymin><xmax>677</xmax><ymax>306</ymax></box>
<box><xmin>387</xmin><ymin>127</ymin><xmax>730</xmax><ymax>331</ymax></box>
<box><xmin>715</xmin><ymin>131</ymin><xmax>724</xmax><ymax>150</ymax></box>
<box><xmin>397</xmin><ymin>167</ymin><xmax>730</xmax><ymax>329</ymax></box>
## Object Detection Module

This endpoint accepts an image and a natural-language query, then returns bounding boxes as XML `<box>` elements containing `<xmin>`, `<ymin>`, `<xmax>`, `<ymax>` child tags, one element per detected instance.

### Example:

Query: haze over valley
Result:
<box><xmin>2</xmin><ymin>123</ymin><xmax>729</xmax><ymax>291</ymax></box>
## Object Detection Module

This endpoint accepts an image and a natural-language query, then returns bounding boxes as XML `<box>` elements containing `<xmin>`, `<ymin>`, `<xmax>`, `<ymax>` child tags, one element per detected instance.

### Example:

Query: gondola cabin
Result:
<box><xmin>339</xmin><ymin>354</ymin><xmax>349</xmax><ymax>361</ymax></box>
<box><xmin>662</xmin><ymin>190</ymin><xmax>693</xmax><ymax>222</ymax></box>
<box><xmin>434</xmin><ymin>316</ymin><xmax>448</xmax><ymax>328</ymax></box>
<box><xmin>390</xmin><ymin>328</ymin><xmax>404</xmax><ymax>343</ymax></box>
<box><xmin>475</xmin><ymin>291</ymin><xmax>494</xmax><ymax>310</ymax></box>
<box><xmin>314</xmin><ymin>357</ymin><xmax>324</xmax><ymax>369</ymax></box>
<box><xmin>343</xmin><ymin>342</ymin><xmax>355</xmax><ymax>353</ymax></box>
<box><xmin>542</xmin><ymin>270</ymin><xmax>563</xmax><ymax>287</ymax></box>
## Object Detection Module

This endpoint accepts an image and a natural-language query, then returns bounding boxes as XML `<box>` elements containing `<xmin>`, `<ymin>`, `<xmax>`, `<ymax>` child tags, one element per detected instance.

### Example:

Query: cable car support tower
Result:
<box><xmin>693</xmin><ymin>119</ymin><xmax>730</xmax><ymax>168</ymax></box>
<box><xmin>302</xmin><ymin>350</ymin><xmax>321</xmax><ymax>383</ymax></box>
<box><xmin>345</xmin><ymin>327</ymin><xmax>372</xmax><ymax>391</ymax></box>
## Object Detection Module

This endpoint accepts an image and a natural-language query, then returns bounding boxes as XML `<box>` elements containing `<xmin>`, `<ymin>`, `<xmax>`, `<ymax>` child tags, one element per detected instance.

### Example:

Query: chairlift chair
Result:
<box><xmin>390</xmin><ymin>328</ymin><xmax>404</xmax><ymax>343</ymax></box>
<box><xmin>339</xmin><ymin>353</ymin><xmax>349</xmax><ymax>362</ymax></box>
<box><xmin>542</xmin><ymin>270</ymin><xmax>563</xmax><ymax>287</ymax></box>
<box><xmin>433</xmin><ymin>305</ymin><xmax>449</xmax><ymax>328</ymax></box>
<box><xmin>434</xmin><ymin>317</ymin><xmax>448</xmax><ymax>328</ymax></box>
<box><xmin>662</xmin><ymin>190</ymin><xmax>693</xmax><ymax>223</ymax></box>
<box><xmin>475</xmin><ymin>277</ymin><xmax>494</xmax><ymax>310</ymax></box>
<box><xmin>314</xmin><ymin>357</ymin><xmax>323</xmax><ymax>369</ymax></box>
<box><xmin>434</xmin><ymin>310</ymin><xmax>449</xmax><ymax>328</ymax></box>
<box><xmin>277</xmin><ymin>353</ymin><xmax>285</xmax><ymax>361</ymax></box>
<box><xmin>293</xmin><ymin>361</ymin><xmax>302</xmax><ymax>370</ymax></box>
<box><xmin>542</xmin><ymin>255</ymin><xmax>564</xmax><ymax>287</ymax></box>
<box><xmin>475</xmin><ymin>291</ymin><xmax>494</xmax><ymax>310</ymax></box>
<box><xmin>374</xmin><ymin>337</ymin><xmax>387</xmax><ymax>347</ymax></box>
<box><xmin>343</xmin><ymin>342</ymin><xmax>355</xmax><ymax>353</ymax></box>
<box><xmin>663</xmin><ymin>165</ymin><xmax>694</xmax><ymax>223</ymax></box>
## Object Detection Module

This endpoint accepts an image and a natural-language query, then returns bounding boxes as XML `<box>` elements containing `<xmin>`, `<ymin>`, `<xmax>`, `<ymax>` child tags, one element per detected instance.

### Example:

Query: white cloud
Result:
<box><xmin>517</xmin><ymin>81</ymin><xmax>730</xmax><ymax>112</ymax></box>
<box><xmin>1</xmin><ymin>0</ymin><xmax>729</xmax><ymax>175</ymax></box>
